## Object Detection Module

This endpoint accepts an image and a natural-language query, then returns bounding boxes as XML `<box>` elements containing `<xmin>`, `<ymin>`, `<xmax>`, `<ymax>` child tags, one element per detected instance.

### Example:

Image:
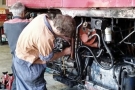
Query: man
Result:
<box><xmin>14</xmin><ymin>14</ymin><xmax>76</xmax><ymax>90</ymax></box>
<box><xmin>3</xmin><ymin>2</ymin><xmax>30</xmax><ymax>90</ymax></box>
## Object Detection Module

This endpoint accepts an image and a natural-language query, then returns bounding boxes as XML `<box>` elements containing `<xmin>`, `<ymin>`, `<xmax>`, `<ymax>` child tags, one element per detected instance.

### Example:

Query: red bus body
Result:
<box><xmin>6</xmin><ymin>0</ymin><xmax>135</xmax><ymax>8</ymax></box>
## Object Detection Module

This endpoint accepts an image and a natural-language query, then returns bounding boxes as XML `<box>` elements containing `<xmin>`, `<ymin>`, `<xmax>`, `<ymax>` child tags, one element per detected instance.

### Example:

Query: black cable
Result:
<box><xmin>75</xmin><ymin>47</ymin><xmax>82</xmax><ymax>81</ymax></box>
<box><xmin>113</xmin><ymin>64</ymin><xmax>122</xmax><ymax>89</ymax></box>
<box><xmin>121</xmin><ymin>70</ymin><xmax>127</xmax><ymax>90</ymax></box>
<box><xmin>112</xmin><ymin>62</ymin><xmax>131</xmax><ymax>90</ymax></box>
<box><xmin>101</xmin><ymin>31</ymin><xmax>114</xmax><ymax>69</ymax></box>
<box><xmin>77</xmin><ymin>45</ymin><xmax>113</xmax><ymax>71</ymax></box>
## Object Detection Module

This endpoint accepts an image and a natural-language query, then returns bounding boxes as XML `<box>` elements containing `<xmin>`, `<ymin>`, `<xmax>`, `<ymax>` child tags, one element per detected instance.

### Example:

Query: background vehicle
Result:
<box><xmin>0</xmin><ymin>8</ymin><xmax>9</xmax><ymax>45</ymax></box>
<box><xmin>6</xmin><ymin>0</ymin><xmax>135</xmax><ymax>90</ymax></box>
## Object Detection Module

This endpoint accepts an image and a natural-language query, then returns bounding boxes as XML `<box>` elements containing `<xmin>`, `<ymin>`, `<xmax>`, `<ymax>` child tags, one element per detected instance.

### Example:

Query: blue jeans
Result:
<box><xmin>13</xmin><ymin>55</ymin><xmax>47</xmax><ymax>90</ymax></box>
<box><xmin>11</xmin><ymin>64</ymin><xmax>16</xmax><ymax>90</ymax></box>
<box><xmin>11</xmin><ymin>54</ymin><xmax>16</xmax><ymax>90</ymax></box>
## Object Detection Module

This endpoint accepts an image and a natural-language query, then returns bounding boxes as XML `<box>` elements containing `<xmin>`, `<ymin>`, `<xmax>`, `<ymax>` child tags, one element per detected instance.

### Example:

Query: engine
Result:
<box><xmin>46</xmin><ymin>17</ymin><xmax>135</xmax><ymax>90</ymax></box>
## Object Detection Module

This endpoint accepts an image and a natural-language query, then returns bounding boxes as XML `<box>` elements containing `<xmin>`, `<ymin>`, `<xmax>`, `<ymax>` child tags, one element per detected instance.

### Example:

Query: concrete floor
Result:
<box><xmin>0</xmin><ymin>45</ymin><xmax>70</xmax><ymax>90</ymax></box>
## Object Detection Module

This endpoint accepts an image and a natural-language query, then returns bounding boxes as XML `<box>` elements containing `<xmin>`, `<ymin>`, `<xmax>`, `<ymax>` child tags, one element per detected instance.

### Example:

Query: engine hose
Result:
<box><xmin>112</xmin><ymin>63</ymin><xmax>132</xmax><ymax>90</ymax></box>
<box><xmin>77</xmin><ymin>45</ymin><xmax>113</xmax><ymax>70</ymax></box>
<box><xmin>75</xmin><ymin>48</ymin><xmax>82</xmax><ymax>81</ymax></box>
<box><xmin>101</xmin><ymin>31</ymin><xmax>114</xmax><ymax>69</ymax></box>
<box><xmin>83</xmin><ymin>57</ymin><xmax>89</xmax><ymax>74</ymax></box>
<box><xmin>75</xmin><ymin>18</ymin><xmax>83</xmax><ymax>59</ymax></box>
<box><xmin>73</xmin><ymin>18</ymin><xmax>83</xmax><ymax>81</ymax></box>
<box><xmin>113</xmin><ymin>64</ymin><xmax>123</xmax><ymax>88</ymax></box>
<box><xmin>121</xmin><ymin>69</ymin><xmax>128</xmax><ymax>90</ymax></box>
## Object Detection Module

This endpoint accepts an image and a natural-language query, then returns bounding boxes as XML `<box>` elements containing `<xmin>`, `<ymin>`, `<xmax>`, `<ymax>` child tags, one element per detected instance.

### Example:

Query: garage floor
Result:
<box><xmin>0</xmin><ymin>45</ymin><xmax>72</xmax><ymax>90</ymax></box>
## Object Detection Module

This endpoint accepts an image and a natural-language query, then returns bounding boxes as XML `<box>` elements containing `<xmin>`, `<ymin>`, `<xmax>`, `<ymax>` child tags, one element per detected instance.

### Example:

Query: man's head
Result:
<box><xmin>53</xmin><ymin>14</ymin><xmax>76</xmax><ymax>38</ymax></box>
<box><xmin>10</xmin><ymin>2</ymin><xmax>25</xmax><ymax>17</ymax></box>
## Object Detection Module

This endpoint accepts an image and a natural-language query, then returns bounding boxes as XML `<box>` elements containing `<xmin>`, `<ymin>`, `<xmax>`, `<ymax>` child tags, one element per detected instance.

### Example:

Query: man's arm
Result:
<box><xmin>33</xmin><ymin>47</ymin><xmax>71</xmax><ymax>64</ymax></box>
<box><xmin>34</xmin><ymin>51</ymin><xmax>65</xmax><ymax>64</ymax></box>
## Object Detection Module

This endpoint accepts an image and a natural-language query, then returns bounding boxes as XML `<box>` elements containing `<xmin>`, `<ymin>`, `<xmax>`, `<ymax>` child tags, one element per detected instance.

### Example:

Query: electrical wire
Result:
<box><xmin>101</xmin><ymin>31</ymin><xmax>114</xmax><ymax>69</ymax></box>
<box><xmin>77</xmin><ymin>45</ymin><xmax>113</xmax><ymax>70</ymax></box>
<box><xmin>82</xmin><ymin>49</ymin><xmax>103</xmax><ymax>58</ymax></box>
<box><xmin>88</xmin><ymin>33</ymin><xmax>101</xmax><ymax>48</ymax></box>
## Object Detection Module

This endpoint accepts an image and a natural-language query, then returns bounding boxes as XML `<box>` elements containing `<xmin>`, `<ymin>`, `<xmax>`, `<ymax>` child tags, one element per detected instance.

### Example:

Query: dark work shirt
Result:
<box><xmin>3</xmin><ymin>18</ymin><xmax>29</xmax><ymax>54</ymax></box>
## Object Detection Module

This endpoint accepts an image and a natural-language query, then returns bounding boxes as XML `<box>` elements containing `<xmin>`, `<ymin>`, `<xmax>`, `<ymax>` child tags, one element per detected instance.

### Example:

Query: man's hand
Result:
<box><xmin>63</xmin><ymin>46</ymin><xmax>71</xmax><ymax>55</ymax></box>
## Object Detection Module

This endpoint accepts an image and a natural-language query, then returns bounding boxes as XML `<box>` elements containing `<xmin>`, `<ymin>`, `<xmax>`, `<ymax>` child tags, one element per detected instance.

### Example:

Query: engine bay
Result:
<box><xmin>46</xmin><ymin>17</ymin><xmax>135</xmax><ymax>90</ymax></box>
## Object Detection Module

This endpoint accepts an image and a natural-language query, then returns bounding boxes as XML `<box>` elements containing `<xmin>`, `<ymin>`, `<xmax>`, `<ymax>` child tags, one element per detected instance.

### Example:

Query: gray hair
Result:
<box><xmin>10</xmin><ymin>2</ymin><xmax>25</xmax><ymax>16</ymax></box>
